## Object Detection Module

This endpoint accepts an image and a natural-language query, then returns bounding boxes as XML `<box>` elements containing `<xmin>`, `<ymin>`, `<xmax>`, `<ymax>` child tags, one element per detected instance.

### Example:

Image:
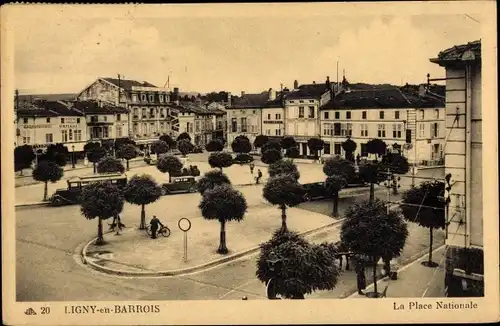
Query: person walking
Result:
<box><xmin>255</xmin><ymin>169</ymin><xmax>263</xmax><ymax>184</ymax></box>
<box><xmin>149</xmin><ymin>215</ymin><xmax>164</xmax><ymax>239</ymax></box>
<box><xmin>354</xmin><ymin>255</ymin><xmax>367</xmax><ymax>295</ymax></box>
<box><xmin>249</xmin><ymin>162</ymin><xmax>255</xmax><ymax>175</ymax></box>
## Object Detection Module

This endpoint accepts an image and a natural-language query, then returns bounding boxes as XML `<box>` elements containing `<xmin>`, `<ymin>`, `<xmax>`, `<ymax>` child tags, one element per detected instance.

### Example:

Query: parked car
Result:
<box><xmin>302</xmin><ymin>182</ymin><xmax>327</xmax><ymax>201</ymax></box>
<box><xmin>191</xmin><ymin>145</ymin><xmax>204</xmax><ymax>153</ymax></box>
<box><xmin>49</xmin><ymin>173</ymin><xmax>128</xmax><ymax>206</ymax></box>
<box><xmin>160</xmin><ymin>176</ymin><xmax>198</xmax><ymax>195</ymax></box>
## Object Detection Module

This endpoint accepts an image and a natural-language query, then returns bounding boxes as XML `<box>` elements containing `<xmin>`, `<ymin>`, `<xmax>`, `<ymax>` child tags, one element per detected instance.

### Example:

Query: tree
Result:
<box><xmin>159</xmin><ymin>134</ymin><xmax>175</xmax><ymax>148</ymax></box>
<box><xmin>114</xmin><ymin>138</ymin><xmax>135</xmax><ymax>156</ymax></box>
<box><xmin>307</xmin><ymin>137</ymin><xmax>325</xmax><ymax>160</ymax></box>
<box><xmin>87</xmin><ymin>146</ymin><xmax>107</xmax><ymax>173</ymax></box>
<box><xmin>341</xmin><ymin>199</ymin><xmax>408</xmax><ymax>297</ymax></box>
<box><xmin>208</xmin><ymin>152</ymin><xmax>233</xmax><ymax>171</ymax></box>
<box><xmin>262</xmin><ymin>139</ymin><xmax>282</xmax><ymax>153</ymax></box>
<box><xmin>323</xmin><ymin>156</ymin><xmax>356</xmax><ymax>217</ymax></box>
<box><xmin>177</xmin><ymin>132</ymin><xmax>191</xmax><ymax>142</ymax></box>
<box><xmin>254</xmin><ymin>134</ymin><xmax>269</xmax><ymax>149</ymax></box>
<box><xmin>84</xmin><ymin>141</ymin><xmax>101</xmax><ymax>153</ymax></box>
<box><xmin>341</xmin><ymin>138</ymin><xmax>357</xmax><ymax>162</ymax></box>
<box><xmin>256</xmin><ymin>230</ymin><xmax>340</xmax><ymax>299</ymax></box>
<box><xmin>358</xmin><ymin>161</ymin><xmax>382</xmax><ymax>203</ymax></box>
<box><xmin>199</xmin><ymin>184</ymin><xmax>247</xmax><ymax>254</ymax></box>
<box><xmin>123</xmin><ymin>174</ymin><xmax>162</xmax><ymax>230</ymax></box>
<box><xmin>32</xmin><ymin>160</ymin><xmax>64</xmax><ymax>201</ymax></box>
<box><xmin>177</xmin><ymin>139</ymin><xmax>193</xmax><ymax>157</ymax></box>
<box><xmin>80</xmin><ymin>182</ymin><xmax>124</xmax><ymax>245</ymax></box>
<box><xmin>197</xmin><ymin>169</ymin><xmax>231</xmax><ymax>194</ymax></box>
<box><xmin>151</xmin><ymin>140</ymin><xmax>169</xmax><ymax>155</ymax></box>
<box><xmin>157</xmin><ymin>154</ymin><xmax>183</xmax><ymax>182</ymax></box>
<box><xmin>119</xmin><ymin>144</ymin><xmax>137</xmax><ymax>171</ymax></box>
<box><xmin>231</xmin><ymin>135</ymin><xmax>252</xmax><ymax>154</ymax></box>
<box><xmin>281</xmin><ymin>136</ymin><xmax>297</xmax><ymax>151</ymax></box>
<box><xmin>96</xmin><ymin>156</ymin><xmax>125</xmax><ymax>174</ymax></box>
<box><xmin>263</xmin><ymin>174</ymin><xmax>306</xmax><ymax>231</ymax></box>
<box><xmin>261</xmin><ymin>149</ymin><xmax>282</xmax><ymax>165</ymax></box>
<box><xmin>285</xmin><ymin>147</ymin><xmax>300</xmax><ymax>158</ymax></box>
<box><xmin>206</xmin><ymin>139</ymin><xmax>224</xmax><ymax>152</ymax></box>
<box><xmin>366</xmin><ymin>139</ymin><xmax>387</xmax><ymax>159</ymax></box>
<box><xmin>14</xmin><ymin>145</ymin><xmax>35</xmax><ymax>175</ymax></box>
<box><xmin>380</xmin><ymin>152</ymin><xmax>410</xmax><ymax>194</ymax></box>
<box><xmin>268</xmin><ymin>159</ymin><xmax>300</xmax><ymax>180</ymax></box>
<box><xmin>401</xmin><ymin>181</ymin><xmax>445</xmax><ymax>267</ymax></box>
<box><xmin>39</xmin><ymin>143</ymin><xmax>68</xmax><ymax>167</ymax></box>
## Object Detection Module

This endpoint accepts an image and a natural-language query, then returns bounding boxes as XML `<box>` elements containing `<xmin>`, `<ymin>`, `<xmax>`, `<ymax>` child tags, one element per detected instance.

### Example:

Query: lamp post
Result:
<box><xmin>72</xmin><ymin>145</ymin><xmax>75</xmax><ymax>168</ymax></box>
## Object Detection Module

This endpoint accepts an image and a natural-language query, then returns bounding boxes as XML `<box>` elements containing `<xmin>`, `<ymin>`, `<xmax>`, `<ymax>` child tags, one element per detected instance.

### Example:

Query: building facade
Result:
<box><xmin>430</xmin><ymin>40</ymin><xmax>483</xmax><ymax>296</ymax></box>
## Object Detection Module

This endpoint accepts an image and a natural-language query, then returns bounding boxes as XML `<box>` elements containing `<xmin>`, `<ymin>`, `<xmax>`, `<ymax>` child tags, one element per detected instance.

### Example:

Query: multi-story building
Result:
<box><xmin>284</xmin><ymin>78</ymin><xmax>333</xmax><ymax>155</ymax></box>
<box><xmin>261</xmin><ymin>89</ymin><xmax>285</xmax><ymax>140</ymax></box>
<box><xmin>430</xmin><ymin>40</ymin><xmax>483</xmax><ymax>295</ymax></box>
<box><xmin>15</xmin><ymin>100</ymin><xmax>88</xmax><ymax>151</ymax></box>
<box><xmin>76</xmin><ymin>77</ymin><xmax>180</xmax><ymax>144</ymax></box>
<box><xmin>320</xmin><ymin>85</ymin><xmax>444</xmax><ymax>164</ymax></box>
<box><xmin>176</xmin><ymin>102</ymin><xmax>222</xmax><ymax>146</ymax></box>
<box><xmin>207</xmin><ymin>102</ymin><xmax>228</xmax><ymax>142</ymax></box>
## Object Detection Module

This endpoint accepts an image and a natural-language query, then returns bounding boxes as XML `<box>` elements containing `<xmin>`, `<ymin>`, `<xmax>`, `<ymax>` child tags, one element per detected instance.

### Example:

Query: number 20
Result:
<box><xmin>41</xmin><ymin>307</ymin><xmax>50</xmax><ymax>314</ymax></box>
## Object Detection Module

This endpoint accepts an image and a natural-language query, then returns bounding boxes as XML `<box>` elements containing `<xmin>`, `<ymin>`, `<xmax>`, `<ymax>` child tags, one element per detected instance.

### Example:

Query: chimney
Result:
<box><xmin>174</xmin><ymin>87</ymin><xmax>179</xmax><ymax>94</ymax></box>
<box><xmin>312</xmin><ymin>81</ymin><xmax>316</xmax><ymax>84</ymax></box>
<box><xmin>226</xmin><ymin>91</ymin><xmax>231</xmax><ymax>106</ymax></box>
<box><xmin>418</xmin><ymin>84</ymin><xmax>426</xmax><ymax>97</ymax></box>
<box><xmin>268</xmin><ymin>88</ymin><xmax>276</xmax><ymax>101</ymax></box>
<box><xmin>326</xmin><ymin>76</ymin><xmax>331</xmax><ymax>88</ymax></box>
<box><xmin>241</xmin><ymin>91</ymin><xmax>245</xmax><ymax>97</ymax></box>
<box><xmin>293</xmin><ymin>80</ymin><xmax>299</xmax><ymax>90</ymax></box>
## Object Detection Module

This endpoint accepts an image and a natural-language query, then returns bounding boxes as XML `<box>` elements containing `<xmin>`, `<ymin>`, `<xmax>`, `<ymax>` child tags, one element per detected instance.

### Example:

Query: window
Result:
<box><xmin>253</xmin><ymin>110</ymin><xmax>256</xmax><ymax>114</ymax></box>
<box><xmin>103</xmin><ymin>116</ymin><xmax>107</xmax><ymax>122</ymax></box>
<box><xmin>69</xmin><ymin>129</ymin><xmax>73</xmax><ymax>141</ymax></box>
<box><xmin>334</xmin><ymin>143</ymin><xmax>342</xmax><ymax>155</ymax></box>
<box><xmin>91</xmin><ymin>116</ymin><xmax>98</xmax><ymax>123</ymax></box>
<box><xmin>392</xmin><ymin>124</ymin><xmax>402</xmax><ymax>138</ymax></box>
<box><xmin>159</xmin><ymin>95</ymin><xmax>164</xmax><ymax>102</ymax></box>
<box><xmin>46</xmin><ymin>118</ymin><xmax>51</xmax><ymax>123</ymax></box>
<box><xmin>231</xmin><ymin>118</ymin><xmax>237</xmax><ymax>132</ymax></box>
<box><xmin>395</xmin><ymin>111</ymin><xmax>400</xmax><ymax>119</ymax></box>
<box><xmin>361</xmin><ymin>124</ymin><xmax>369</xmax><ymax>137</ymax></box>
<box><xmin>116</xmin><ymin>126</ymin><xmax>122</xmax><ymax>138</ymax></box>
<box><xmin>289</xmin><ymin>100</ymin><xmax>295</xmax><ymax>103</ymax></box>
<box><xmin>308</xmin><ymin>106</ymin><xmax>315</xmax><ymax>118</ymax></box>
<box><xmin>77</xmin><ymin>118</ymin><xmax>80</xmax><ymax>123</ymax></box>
<box><xmin>341</xmin><ymin>123</ymin><xmax>352</xmax><ymax>136</ymax></box>
<box><xmin>45</xmin><ymin>133</ymin><xmax>53</xmax><ymax>143</ymax></box>
<box><xmin>323</xmin><ymin>142</ymin><xmax>330</xmax><ymax>154</ymax></box>
<box><xmin>324</xmin><ymin>112</ymin><xmax>329</xmax><ymax>119</ymax></box>
<box><xmin>323</xmin><ymin>123</ymin><xmax>332</xmax><ymax>136</ymax></box>
<box><xmin>333</xmin><ymin>123</ymin><xmax>341</xmax><ymax>136</ymax></box>
<box><xmin>74</xmin><ymin>130</ymin><xmax>82</xmax><ymax>141</ymax></box>
<box><xmin>309</xmin><ymin>100</ymin><xmax>314</xmax><ymax>103</ymax></box>
<box><xmin>346</xmin><ymin>111</ymin><xmax>351</xmax><ymax>119</ymax></box>
<box><xmin>275</xmin><ymin>129</ymin><xmax>282</xmax><ymax>136</ymax></box>
<box><xmin>377</xmin><ymin>124</ymin><xmax>386</xmax><ymax>138</ymax></box>
<box><xmin>61</xmin><ymin>130</ymin><xmax>68</xmax><ymax>142</ymax></box>
<box><xmin>275</xmin><ymin>113</ymin><xmax>281</xmax><ymax>120</ymax></box>
<box><xmin>379</xmin><ymin>111</ymin><xmax>384</xmax><ymax>119</ymax></box>
<box><xmin>266</xmin><ymin>129</ymin><xmax>271</xmax><ymax>135</ymax></box>
<box><xmin>103</xmin><ymin>127</ymin><xmax>109</xmax><ymax>138</ymax></box>
<box><xmin>23</xmin><ymin>137</ymin><xmax>30</xmax><ymax>144</ymax></box>
<box><xmin>419</xmin><ymin>110</ymin><xmax>424</xmax><ymax>120</ymax></box>
<box><xmin>335</xmin><ymin>111</ymin><xmax>340</xmax><ymax>119</ymax></box>
<box><xmin>141</xmin><ymin>94</ymin><xmax>146</xmax><ymax>102</ymax></box>
<box><xmin>241</xmin><ymin>117</ymin><xmax>247</xmax><ymax>132</ymax></box>
<box><xmin>435</xmin><ymin>109</ymin><xmax>439</xmax><ymax>119</ymax></box>
<box><xmin>362</xmin><ymin>111</ymin><xmax>367</xmax><ymax>119</ymax></box>
<box><xmin>268</xmin><ymin>113</ymin><xmax>271</xmax><ymax>120</ymax></box>
<box><xmin>23</xmin><ymin>118</ymin><xmax>28</xmax><ymax>124</ymax></box>
<box><xmin>196</xmin><ymin>121</ymin><xmax>200</xmax><ymax>132</ymax></box>
<box><xmin>116</xmin><ymin>114</ymin><xmax>121</xmax><ymax>121</ymax></box>
<box><xmin>419</xmin><ymin>123</ymin><xmax>425</xmax><ymax>137</ymax></box>
<box><xmin>61</xmin><ymin>118</ymin><xmax>65</xmax><ymax>123</ymax></box>
<box><xmin>298</xmin><ymin>107</ymin><xmax>305</xmax><ymax>118</ymax></box>
<box><xmin>300</xmin><ymin>100</ymin><xmax>304</xmax><ymax>103</ymax></box>
<box><xmin>431</xmin><ymin>122</ymin><xmax>439</xmax><ymax>137</ymax></box>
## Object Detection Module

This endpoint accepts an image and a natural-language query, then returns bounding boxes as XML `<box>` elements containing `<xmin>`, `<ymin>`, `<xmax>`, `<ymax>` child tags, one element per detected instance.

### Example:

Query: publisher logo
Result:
<box><xmin>24</xmin><ymin>308</ymin><xmax>37</xmax><ymax>315</ymax></box>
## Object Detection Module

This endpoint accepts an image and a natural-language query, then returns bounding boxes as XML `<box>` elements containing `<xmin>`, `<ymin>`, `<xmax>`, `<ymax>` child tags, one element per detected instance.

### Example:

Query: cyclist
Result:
<box><xmin>149</xmin><ymin>215</ymin><xmax>164</xmax><ymax>239</ymax></box>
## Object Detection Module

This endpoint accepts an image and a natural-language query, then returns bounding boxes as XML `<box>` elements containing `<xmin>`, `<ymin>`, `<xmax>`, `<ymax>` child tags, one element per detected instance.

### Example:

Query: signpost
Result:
<box><xmin>178</xmin><ymin>218</ymin><xmax>192</xmax><ymax>263</ymax></box>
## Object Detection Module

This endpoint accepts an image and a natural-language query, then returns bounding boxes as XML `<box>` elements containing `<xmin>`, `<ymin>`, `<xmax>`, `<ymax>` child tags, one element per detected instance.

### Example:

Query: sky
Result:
<box><xmin>10</xmin><ymin>5</ymin><xmax>483</xmax><ymax>95</ymax></box>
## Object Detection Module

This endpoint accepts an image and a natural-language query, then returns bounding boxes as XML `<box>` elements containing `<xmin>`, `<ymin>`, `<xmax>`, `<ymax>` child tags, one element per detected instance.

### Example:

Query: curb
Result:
<box><xmin>81</xmin><ymin>219</ymin><xmax>344</xmax><ymax>277</ymax></box>
<box><xmin>15</xmin><ymin>202</ymin><xmax>48</xmax><ymax>208</ymax></box>
<box><xmin>416</xmin><ymin>165</ymin><xmax>444</xmax><ymax>170</ymax></box>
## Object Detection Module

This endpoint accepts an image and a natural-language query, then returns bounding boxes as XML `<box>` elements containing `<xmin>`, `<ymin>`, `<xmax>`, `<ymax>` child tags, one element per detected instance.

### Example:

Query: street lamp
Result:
<box><xmin>72</xmin><ymin>145</ymin><xmax>75</xmax><ymax>168</ymax></box>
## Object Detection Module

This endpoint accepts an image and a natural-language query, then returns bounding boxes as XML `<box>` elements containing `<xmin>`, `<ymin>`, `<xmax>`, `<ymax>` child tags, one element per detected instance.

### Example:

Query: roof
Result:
<box><xmin>286</xmin><ymin>83</ymin><xmax>330</xmax><ymax>100</ymax></box>
<box><xmin>430</xmin><ymin>40</ymin><xmax>481</xmax><ymax>66</ymax></box>
<box><xmin>321</xmin><ymin>88</ymin><xmax>444</xmax><ymax>110</ymax></box>
<box><xmin>36</xmin><ymin>100</ymin><xmax>84</xmax><ymax>116</ymax></box>
<box><xmin>67</xmin><ymin>100</ymin><xmax>129</xmax><ymax>114</ymax></box>
<box><xmin>229</xmin><ymin>92</ymin><xmax>284</xmax><ymax>109</ymax></box>
<box><xmin>101</xmin><ymin>77</ymin><xmax>157</xmax><ymax>90</ymax></box>
<box><xmin>19</xmin><ymin>93</ymin><xmax>77</xmax><ymax>102</ymax></box>
<box><xmin>17</xmin><ymin>109</ymin><xmax>59</xmax><ymax>118</ymax></box>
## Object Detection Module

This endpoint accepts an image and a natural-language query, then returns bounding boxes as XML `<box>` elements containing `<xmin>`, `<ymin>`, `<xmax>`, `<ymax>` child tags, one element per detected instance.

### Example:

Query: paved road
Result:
<box><xmin>16</xmin><ymin>182</ymin><xmax>441</xmax><ymax>302</ymax></box>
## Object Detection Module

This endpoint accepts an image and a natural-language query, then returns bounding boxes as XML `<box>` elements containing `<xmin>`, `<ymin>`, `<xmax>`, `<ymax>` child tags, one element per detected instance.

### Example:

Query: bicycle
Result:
<box><xmin>146</xmin><ymin>224</ymin><xmax>171</xmax><ymax>238</ymax></box>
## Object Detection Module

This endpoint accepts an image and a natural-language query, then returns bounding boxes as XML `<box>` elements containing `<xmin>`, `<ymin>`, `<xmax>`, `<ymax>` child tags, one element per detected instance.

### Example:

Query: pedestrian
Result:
<box><xmin>356</xmin><ymin>153</ymin><xmax>361</xmax><ymax>165</ymax></box>
<box><xmin>255</xmin><ymin>169</ymin><xmax>263</xmax><ymax>184</ymax></box>
<box><xmin>249</xmin><ymin>162</ymin><xmax>255</xmax><ymax>175</ymax></box>
<box><xmin>354</xmin><ymin>255</ymin><xmax>367</xmax><ymax>295</ymax></box>
<box><xmin>382</xmin><ymin>255</ymin><xmax>392</xmax><ymax>277</ymax></box>
<box><xmin>149</xmin><ymin>215</ymin><xmax>164</xmax><ymax>239</ymax></box>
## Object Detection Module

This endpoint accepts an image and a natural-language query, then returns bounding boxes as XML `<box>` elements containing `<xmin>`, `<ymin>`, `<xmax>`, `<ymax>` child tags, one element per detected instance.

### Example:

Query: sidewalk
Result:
<box><xmin>83</xmin><ymin>206</ymin><xmax>338</xmax><ymax>275</ymax></box>
<box><xmin>348</xmin><ymin>245</ymin><xmax>446</xmax><ymax>298</ymax></box>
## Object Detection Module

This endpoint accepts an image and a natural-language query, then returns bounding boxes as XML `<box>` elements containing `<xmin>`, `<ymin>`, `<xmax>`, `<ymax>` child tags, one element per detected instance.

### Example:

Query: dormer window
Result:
<box><xmin>149</xmin><ymin>94</ymin><xmax>154</xmax><ymax>102</ymax></box>
<box><xmin>141</xmin><ymin>94</ymin><xmax>147</xmax><ymax>102</ymax></box>
<box><xmin>159</xmin><ymin>95</ymin><xmax>164</xmax><ymax>102</ymax></box>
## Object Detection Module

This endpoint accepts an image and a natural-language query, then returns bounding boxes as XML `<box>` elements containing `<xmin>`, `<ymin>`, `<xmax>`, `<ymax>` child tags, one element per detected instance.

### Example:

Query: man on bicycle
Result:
<box><xmin>149</xmin><ymin>215</ymin><xmax>164</xmax><ymax>239</ymax></box>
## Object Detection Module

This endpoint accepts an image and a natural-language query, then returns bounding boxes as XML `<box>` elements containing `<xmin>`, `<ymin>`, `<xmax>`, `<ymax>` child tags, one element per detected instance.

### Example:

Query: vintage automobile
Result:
<box><xmin>301</xmin><ymin>174</ymin><xmax>369</xmax><ymax>202</ymax></box>
<box><xmin>49</xmin><ymin>173</ymin><xmax>128</xmax><ymax>206</ymax></box>
<box><xmin>160</xmin><ymin>176</ymin><xmax>198</xmax><ymax>195</ymax></box>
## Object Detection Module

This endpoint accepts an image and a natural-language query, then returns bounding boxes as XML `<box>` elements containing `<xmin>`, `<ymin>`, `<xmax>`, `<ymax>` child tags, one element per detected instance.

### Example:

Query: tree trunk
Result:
<box><xmin>139</xmin><ymin>204</ymin><xmax>146</xmax><ymax>230</ymax></box>
<box><xmin>217</xmin><ymin>220</ymin><xmax>228</xmax><ymax>254</ymax></box>
<box><xmin>428</xmin><ymin>226</ymin><xmax>434</xmax><ymax>263</ymax></box>
<box><xmin>43</xmin><ymin>181</ymin><xmax>48</xmax><ymax>201</ymax></box>
<box><xmin>369</xmin><ymin>183</ymin><xmax>375</xmax><ymax>203</ymax></box>
<box><xmin>332</xmin><ymin>191</ymin><xmax>339</xmax><ymax>217</ymax></box>
<box><xmin>96</xmin><ymin>217</ymin><xmax>104</xmax><ymax>245</ymax></box>
<box><xmin>93</xmin><ymin>162</ymin><xmax>96</xmax><ymax>174</ymax></box>
<box><xmin>126</xmin><ymin>159</ymin><xmax>130</xmax><ymax>171</ymax></box>
<box><xmin>392</xmin><ymin>183</ymin><xmax>398</xmax><ymax>195</ymax></box>
<box><xmin>373</xmin><ymin>259</ymin><xmax>378</xmax><ymax>296</ymax></box>
<box><xmin>280</xmin><ymin>204</ymin><xmax>288</xmax><ymax>232</ymax></box>
<box><xmin>168</xmin><ymin>172</ymin><xmax>172</xmax><ymax>183</ymax></box>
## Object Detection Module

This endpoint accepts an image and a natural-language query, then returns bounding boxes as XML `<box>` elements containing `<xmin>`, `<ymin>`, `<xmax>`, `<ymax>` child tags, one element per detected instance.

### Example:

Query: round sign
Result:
<box><xmin>178</xmin><ymin>218</ymin><xmax>191</xmax><ymax>232</ymax></box>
